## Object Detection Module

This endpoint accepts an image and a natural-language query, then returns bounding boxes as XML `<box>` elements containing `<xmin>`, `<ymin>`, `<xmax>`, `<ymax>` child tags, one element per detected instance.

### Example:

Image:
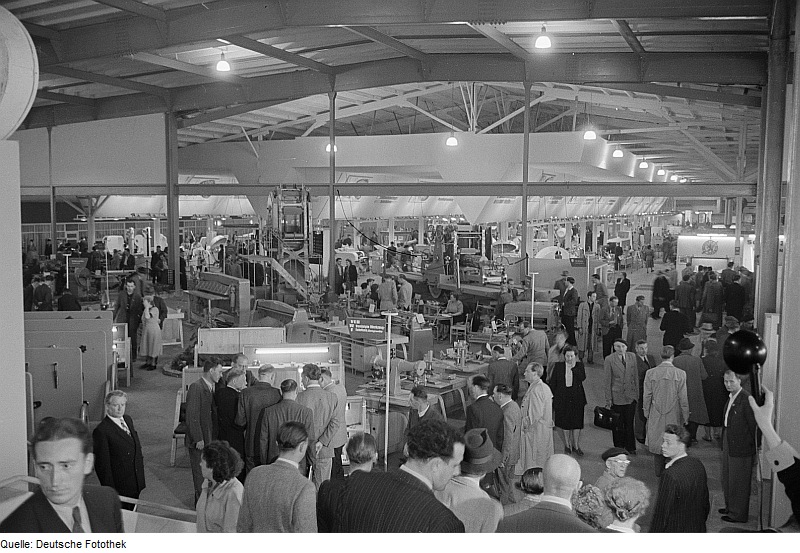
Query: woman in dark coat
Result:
<box><xmin>701</xmin><ymin>338</ymin><xmax>728</xmax><ymax>441</ymax></box>
<box><xmin>549</xmin><ymin>346</ymin><xmax>587</xmax><ymax>455</ymax></box>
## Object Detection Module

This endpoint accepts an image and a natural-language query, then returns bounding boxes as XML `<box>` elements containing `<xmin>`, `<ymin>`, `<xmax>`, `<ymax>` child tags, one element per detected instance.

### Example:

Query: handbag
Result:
<box><xmin>594</xmin><ymin>406</ymin><xmax>621</xmax><ymax>430</ymax></box>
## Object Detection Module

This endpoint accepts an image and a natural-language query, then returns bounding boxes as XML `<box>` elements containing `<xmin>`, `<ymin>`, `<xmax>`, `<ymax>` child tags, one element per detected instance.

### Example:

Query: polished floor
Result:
<box><xmin>96</xmin><ymin>260</ymin><xmax>767</xmax><ymax>532</ymax></box>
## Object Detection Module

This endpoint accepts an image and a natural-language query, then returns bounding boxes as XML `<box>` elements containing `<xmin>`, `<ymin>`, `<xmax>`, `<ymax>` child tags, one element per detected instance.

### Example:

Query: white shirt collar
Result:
<box><xmin>498</xmin><ymin>398</ymin><xmax>513</xmax><ymax>409</ymax></box>
<box><xmin>275</xmin><ymin>457</ymin><xmax>300</xmax><ymax>470</ymax></box>
<box><xmin>475</xmin><ymin>393</ymin><xmax>488</xmax><ymax>401</ymax></box>
<box><xmin>607</xmin><ymin>522</ymin><xmax>635</xmax><ymax>533</ymax></box>
<box><xmin>729</xmin><ymin>388</ymin><xmax>742</xmax><ymax>403</ymax></box>
<box><xmin>452</xmin><ymin>475</ymin><xmax>482</xmax><ymax>488</ymax></box>
<box><xmin>305</xmin><ymin>382</ymin><xmax>321</xmax><ymax>389</ymax></box>
<box><xmin>664</xmin><ymin>452</ymin><xmax>688</xmax><ymax>469</ymax></box>
<box><xmin>417</xmin><ymin>404</ymin><xmax>429</xmax><ymax>417</ymax></box>
<box><xmin>400</xmin><ymin>464</ymin><xmax>433</xmax><ymax>490</ymax></box>
<box><xmin>47</xmin><ymin>497</ymin><xmax>91</xmax><ymax>533</ymax></box>
<box><xmin>538</xmin><ymin>494</ymin><xmax>573</xmax><ymax>510</ymax></box>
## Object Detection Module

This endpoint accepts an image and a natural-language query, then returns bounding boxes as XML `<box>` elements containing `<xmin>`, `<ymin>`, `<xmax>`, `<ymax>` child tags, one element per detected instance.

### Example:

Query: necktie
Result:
<box><xmin>119</xmin><ymin>419</ymin><xmax>130</xmax><ymax>435</ymax></box>
<box><xmin>72</xmin><ymin>506</ymin><xmax>84</xmax><ymax>533</ymax></box>
<box><xmin>620</xmin><ymin>355</ymin><xmax>626</xmax><ymax>367</ymax></box>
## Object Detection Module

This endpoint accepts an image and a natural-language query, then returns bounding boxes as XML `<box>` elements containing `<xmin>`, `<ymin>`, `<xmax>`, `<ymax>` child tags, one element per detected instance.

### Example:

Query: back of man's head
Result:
<box><xmin>277</xmin><ymin>421</ymin><xmax>308</xmax><ymax>452</ymax></box>
<box><xmin>257</xmin><ymin>364</ymin><xmax>275</xmax><ymax>382</ymax></box>
<box><xmin>406</xmin><ymin>419</ymin><xmax>460</xmax><ymax>462</ymax></box>
<box><xmin>492</xmin><ymin>345</ymin><xmax>504</xmax><ymax>356</ymax></box>
<box><xmin>543</xmin><ymin>453</ymin><xmax>582</xmax><ymax>499</ymax></box>
<box><xmin>280</xmin><ymin>379</ymin><xmax>298</xmax><ymax>398</ymax></box>
<box><xmin>346</xmin><ymin>432</ymin><xmax>378</xmax><ymax>466</ymax></box>
<box><xmin>302</xmin><ymin>363</ymin><xmax>321</xmax><ymax>381</ymax></box>
<box><xmin>31</xmin><ymin>418</ymin><xmax>92</xmax><ymax>460</ymax></box>
<box><xmin>471</xmin><ymin>374</ymin><xmax>491</xmax><ymax>393</ymax></box>
<box><xmin>661</xmin><ymin>345</ymin><xmax>675</xmax><ymax>360</ymax></box>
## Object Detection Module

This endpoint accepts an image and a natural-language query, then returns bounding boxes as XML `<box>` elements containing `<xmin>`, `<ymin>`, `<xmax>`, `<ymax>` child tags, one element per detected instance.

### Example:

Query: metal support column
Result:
<box><xmin>521</xmin><ymin>82</ymin><xmax>531</xmax><ymax>276</ymax></box>
<box><xmin>328</xmin><ymin>91</ymin><xmax>337</xmax><ymax>291</ymax></box>
<box><xmin>773</xmin><ymin>0</ymin><xmax>800</xmax><ymax>526</ymax></box>
<box><xmin>166</xmin><ymin>113</ymin><xmax>181</xmax><ymax>292</ymax></box>
<box><xmin>48</xmin><ymin>127</ymin><xmax>56</xmax><ymax>246</ymax></box>
<box><xmin>756</xmin><ymin>0</ymin><xmax>789</xmax><ymax>330</ymax></box>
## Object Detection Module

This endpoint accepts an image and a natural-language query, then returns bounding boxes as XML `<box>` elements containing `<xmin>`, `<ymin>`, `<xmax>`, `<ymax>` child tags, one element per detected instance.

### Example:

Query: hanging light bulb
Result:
<box><xmin>582</xmin><ymin>128</ymin><xmax>596</xmax><ymax>140</ymax></box>
<box><xmin>325</xmin><ymin>143</ymin><xmax>337</xmax><ymax>153</ymax></box>
<box><xmin>679</xmin><ymin>177</ymin><xmax>688</xmax><ymax>183</ymax></box>
<box><xmin>670</xmin><ymin>175</ymin><xmax>679</xmax><ymax>182</ymax></box>
<box><xmin>215</xmin><ymin>51</ymin><xmax>231</xmax><ymax>72</ymax></box>
<box><xmin>612</xmin><ymin>146</ymin><xmax>623</xmax><ymax>158</ymax></box>
<box><xmin>534</xmin><ymin>25</ymin><xmax>552</xmax><ymax>49</ymax></box>
<box><xmin>657</xmin><ymin>167</ymin><xmax>666</xmax><ymax>176</ymax></box>
<box><xmin>638</xmin><ymin>159</ymin><xmax>648</xmax><ymax>169</ymax></box>
<box><xmin>446</xmin><ymin>132</ymin><xmax>458</xmax><ymax>146</ymax></box>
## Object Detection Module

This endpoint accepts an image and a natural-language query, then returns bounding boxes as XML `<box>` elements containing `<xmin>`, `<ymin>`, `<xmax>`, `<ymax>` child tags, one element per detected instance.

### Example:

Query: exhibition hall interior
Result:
<box><xmin>0</xmin><ymin>0</ymin><xmax>798</xmax><ymax>535</ymax></box>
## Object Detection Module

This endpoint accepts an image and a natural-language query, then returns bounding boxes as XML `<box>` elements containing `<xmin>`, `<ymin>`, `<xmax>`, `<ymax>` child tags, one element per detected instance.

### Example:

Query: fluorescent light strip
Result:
<box><xmin>254</xmin><ymin>347</ymin><xmax>331</xmax><ymax>355</ymax></box>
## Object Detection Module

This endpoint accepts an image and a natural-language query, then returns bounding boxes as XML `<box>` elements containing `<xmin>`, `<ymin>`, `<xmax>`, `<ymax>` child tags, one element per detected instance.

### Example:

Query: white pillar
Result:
<box><xmin>0</xmin><ymin>141</ymin><xmax>29</xmax><ymax>482</ymax></box>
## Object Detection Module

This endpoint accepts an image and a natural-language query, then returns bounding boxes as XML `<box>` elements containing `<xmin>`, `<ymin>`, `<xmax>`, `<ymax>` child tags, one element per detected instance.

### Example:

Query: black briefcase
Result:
<box><xmin>594</xmin><ymin>406</ymin><xmax>621</xmax><ymax>430</ymax></box>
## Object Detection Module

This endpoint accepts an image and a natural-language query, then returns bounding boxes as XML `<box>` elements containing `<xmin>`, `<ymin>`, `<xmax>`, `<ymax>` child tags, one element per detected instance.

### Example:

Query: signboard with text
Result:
<box><xmin>347</xmin><ymin>317</ymin><xmax>386</xmax><ymax>340</ymax></box>
<box><xmin>569</xmin><ymin>257</ymin><xmax>588</xmax><ymax>268</ymax></box>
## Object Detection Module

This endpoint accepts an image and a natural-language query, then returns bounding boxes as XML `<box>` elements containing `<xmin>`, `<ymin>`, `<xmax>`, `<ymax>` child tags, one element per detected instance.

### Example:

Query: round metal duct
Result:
<box><xmin>0</xmin><ymin>6</ymin><xmax>39</xmax><ymax>140</ymax></box>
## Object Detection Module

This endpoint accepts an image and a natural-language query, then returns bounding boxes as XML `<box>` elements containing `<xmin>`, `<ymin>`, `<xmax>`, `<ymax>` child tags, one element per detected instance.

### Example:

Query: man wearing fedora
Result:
<box><xmin>673</xmin><ymin>337</ymin><xmax>709</xmax><ymax>445</ymax></box>
<box><xmin>553</xmin><ymin>270</ymin><xmax>570</xmax><ymax>308</ymax></box>
<box><xmin>435</xmin><ymin>428</ymin><xmax>504</xmax><ymax>532</ymax></box>
<box><xmin>498</xmin><ymin>454</ymin><xmax>595</xmax><ymax>533</ymax></box>
<box><xmin>715</xmin><ymin>316</ymin><xmax>740</xmax><ymax>346</ymax></box>
<box><xmin>661</xmin><ymin>300</ymin><xmax>692</xmax><ymax>350</ymax></box>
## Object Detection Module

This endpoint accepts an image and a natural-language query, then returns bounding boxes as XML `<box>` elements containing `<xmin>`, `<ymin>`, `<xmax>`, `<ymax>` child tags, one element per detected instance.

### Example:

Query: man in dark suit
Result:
<box><xmin>335</xmin><ymin>419</ymin><xmax>465</xmax><ymax>532</ymax></box>
<box><xmin>650</xmin><ymin>424</ymin><xmax>710</xmax><ymax>532</ymax></box>
<box><xmin>32</xmin><ymin>275</ymin><xmax>54</xmax><ymax>311</ymax></box>
<box><xmin>214</xmin><ymin>367</ymin><xmax>246</xmax><ymax>479</ymax></box>
<box><xmin>185</xmin><ymin>357</ymin><xmax>223</xmax><ymax>504</ymax></box>
<box><xmin>560</xmin><ymin>277</ymin><xmax>580</xmax><ymax>346</ymax></box>
<box><xmin>720</xmin><ymin>370</ymin><xmax>757</xmax><ymax>523</ymax></box>
<box><xmin>257</xmin><ymin>379</ymin><xmax>315</xmax><ymax>474</ymax></box>
<box><xmin>57</xmin><ymin>288</ymin><xmax>82</xmax><ymax>311</ymax></box>
<box><xmin>465</xmin><ymin>374</ymin><xmax>504</xmax><ymax>454</ymax></box>
<box><xmin>236</xmin><ymin>364</ymin><xmax>282</xmax><ymax>472</ymax></box>
<box><xmin>23</xmin><ymin>276</ymin><xmax>39</xmax><ymax>312</ymax></box>
<box><xmin>633</xmin><ymin>340</ymin><xmax>658</xmax><ymax>444</ymax></box>
<box><xmin>113</xmin><ymin>278</ymin><xmax>144</xmax><ymax>362</ymax></box>
<box><xmin>91</xmin><ymin>391</ymin><xmax>145</xmax><ymax>509</ymax></box>
<box><xmin>604</xmin><ymin>338</ymin><xmax>639</xmax><ymax>454</ymax></box>
<box><xmin>333</xmin><ymin>258</ymin><xmax>345</xmax><ymax>295</ymax></box>
<box><xmin>498</xmin><ymin>453</ymin><xmax>595</xmax><ymax>532</ymax></box>
<box><xmin>488</xmin><ymin>345</ymin><xmax>519</xmax><ymax>400</ymax></box>
<box><xmin>405</xmin><ymin>386</ymin><xmax>444</xmax><ymax>441</ymax></box>
<box><xmin>599</xmin><ymin>296</ymin><xmax>624</xmax><ymax>358</ymax></box>
<box><xmin>0</xmin><ymin>418</ymin><xmax>123</xmax><ymax>532</ymax></box>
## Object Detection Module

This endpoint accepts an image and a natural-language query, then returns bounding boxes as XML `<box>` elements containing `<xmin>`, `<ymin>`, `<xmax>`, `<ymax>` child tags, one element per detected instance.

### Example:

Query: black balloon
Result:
<box><xmin>723</xmin><ymin>329</ymin><xmax>768</xmax><ymax>374</ymax></box>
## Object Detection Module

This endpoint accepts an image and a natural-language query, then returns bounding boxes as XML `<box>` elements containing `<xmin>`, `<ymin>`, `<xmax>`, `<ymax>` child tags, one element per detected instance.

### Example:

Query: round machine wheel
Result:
<box><xmin>428</xmin><ymin>284</ymin><xmax>442</xmax><ymax>299</ymax></box>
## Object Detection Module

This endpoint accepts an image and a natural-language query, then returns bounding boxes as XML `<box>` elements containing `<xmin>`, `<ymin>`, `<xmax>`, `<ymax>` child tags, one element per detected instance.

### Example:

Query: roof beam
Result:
<box><xmin>610</xmin><ymin>20</ymin><xmax>646</xmax><ymax>55</ymax></box>
<box><xmin>23</xmin><ymin>53</ymin><xmax>768</xmax><ymax>130</ymax></box>
<box><xmin>42</xmin><ymin>65</ymin><xmax>170</xmax><ymax>99</ymax></box>
<box><xmin>222</xmin><ymin>35</ymin><xmax>337</xmax><ymax>75</ymax></box>
<box><xmin>92</xmin><ymin>0</ymin><xmax>166</xmax><ymax>22</ymax></box>
<box><xmin>180</xmin><ymin>181</ymin><xmax>757</xmax><ymax>198</ymax></box>
<box><xmin>177</xmin><ymin>101</ymin><xmax>286</xmax><ymax>129</ymax></box>
<box><xmin>400</xmin><ymin>100</ymin><xmax>464</xmax><ymax>132</ymax></box>
<box><xmin>130</xmin><ymin>52</ymin><xmax>245</xmax><ymax>83</ymax></box>
<box><xmin>342</xmin><ymin>26</ymin><xmax>428</xmax><ymax>62</ymax></box>
<box><xmin>467</xmin><ymin>24</ymin><xmax>531</xmax><ymax>60</ymax></box>
<box><xmin>37</xmin><ymin>91</ymin><xmax>97</xmax><ymax>108</ymax></box>
<box><xmin>592</xmin><ymin>83</ymin><xmax>761</xmax><ymax>107</ymax></box>
<box><xmin>22</xmin><ymin>22</ymin><xmax>60</xmax><ymax>41</ymax></box>
<box><xmin>479</xmin><ymin>94</ymin><xmax>547</xmax><ymax>134</ymax></box>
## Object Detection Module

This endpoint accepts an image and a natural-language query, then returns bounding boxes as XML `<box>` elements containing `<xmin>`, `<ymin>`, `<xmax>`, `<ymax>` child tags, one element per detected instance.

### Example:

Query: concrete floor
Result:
<box><xmin>101</xmin><ymin>260</ymin><xmax>768</xmax><ymax>532</ymax></box>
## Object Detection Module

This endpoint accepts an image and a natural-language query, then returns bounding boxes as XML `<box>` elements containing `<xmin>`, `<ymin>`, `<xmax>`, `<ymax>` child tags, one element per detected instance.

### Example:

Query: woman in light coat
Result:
<box><xmin>516</xmin><ymin>363</ymin><xmax>554</xmax><ymax>474</ymax></box>
<box><xmin>576</xmin><ymin>291</ymin><xmax>601</xmax><ymax>364</ymax></box>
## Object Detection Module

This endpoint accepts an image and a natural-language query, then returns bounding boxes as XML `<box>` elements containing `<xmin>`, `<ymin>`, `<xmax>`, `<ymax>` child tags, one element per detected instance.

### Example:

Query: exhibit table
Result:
<box><xmin>308</xmin><ymin>321</ymin><xmax>408</xmax><ymax>374</ymax></box>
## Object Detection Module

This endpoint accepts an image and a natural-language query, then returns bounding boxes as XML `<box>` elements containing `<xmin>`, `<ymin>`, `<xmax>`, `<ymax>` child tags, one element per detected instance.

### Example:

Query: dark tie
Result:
<box><xmin>119</xmin><ymin>419</ymin><xmax>130</xmax><ymax>435</ymax></box>
<box><xmin>620</xmin><ymin>355</ymin><xmax>626</xmax><ymax>367</ymax></box>
<box><xmin>72</xmin><ymin>506</ymin><xmax>84</xmax><ymax>533</ymax></box>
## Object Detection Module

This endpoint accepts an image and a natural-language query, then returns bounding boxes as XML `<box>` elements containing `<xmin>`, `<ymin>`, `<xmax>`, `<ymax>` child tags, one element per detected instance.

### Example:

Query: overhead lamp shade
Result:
<box><xmin>534</xmin><ymin>26</ymin><xmax>552</xmax><ymax>49</ymax></box>
<box><xmin>638</xmin><ymin>160</ymin><xmax>648</xmax><ymax>169</ymax></box>
<box><xmin>670</xmin><ymin>175</ymin><xmax>679</xmax><ymax>181</ymax></box>
<box><xmin>215</xmin><ymin>52</ymin><xmax>230</xmax><ymax>72</ymax></box>
<box><xmin>680</xmin><ymin>177</ymin><xmax>688</xmax><ymax>183</ymax></box>
<box><xmin>612</xmin><ymin>147</ymin><xmax>624</xmax><ymax>158</ymax></box>
<box><xmin>657</xmin><ymin>168</ymin><xmax>666</xmax><ymax>176</ymax></box>
<box><xmin>582</xmin><ymin>129</ymin><xmax>596</xmax><ymax>140</ymax></box>
<box><xmin>446</xmin><ymin>134</ymin><xmax>458</xmax><ymax>146</ymax></box>
<box><xmin>325</xmin><ymin>143</ymin><xmax>337</xmax><ymax>153</ymax></box>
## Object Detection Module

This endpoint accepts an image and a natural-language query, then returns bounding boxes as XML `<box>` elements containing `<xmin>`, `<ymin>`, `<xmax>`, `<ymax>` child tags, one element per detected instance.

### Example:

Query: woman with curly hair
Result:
<box><xmin>604</xmin><ymin>477</ymin><xmax>650</xmax><ymax>533</ymax></box>
<box><xmin>196</xmin><ymin>441</ymin><xmax>244</xmax><ymax>532</ymax></box>
<box><xmin>572</xmin><ymin>484</ymin><xmax>613</xmax><ymax>530</ymax></box>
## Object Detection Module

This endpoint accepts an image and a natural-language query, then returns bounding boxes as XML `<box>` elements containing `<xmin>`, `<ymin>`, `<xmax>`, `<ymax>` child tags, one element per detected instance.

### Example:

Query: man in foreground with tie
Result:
<box><xmin>603</xmin><ymin>338</ymin><xmax>639</xmax><ymax>455</ymax></box>
<box><xmin>92</xmin><ymin>391</ymin><xmax>146</xmax><ymax>509</ymax></box>
<box><xmin>0</xmin><ymin>418</ymin><xmax>123</xmax><ymax>532</ymax></box>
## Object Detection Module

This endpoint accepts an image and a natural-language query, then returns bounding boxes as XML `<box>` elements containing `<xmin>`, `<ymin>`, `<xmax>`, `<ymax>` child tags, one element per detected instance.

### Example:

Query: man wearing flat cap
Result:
<box><xmin>594</xmin><ymin>448</ymin><xmax>630</xmax><ymax>491</ymax></box>
<box><xmin>435</xmin><ymin>428</ymin><xmax>504</xmax><ymax>533</ymax></box>
<box><xmin>673</xmin><ymin>337</ymin><xmax>708</xmax><ymax>445</ymax></box>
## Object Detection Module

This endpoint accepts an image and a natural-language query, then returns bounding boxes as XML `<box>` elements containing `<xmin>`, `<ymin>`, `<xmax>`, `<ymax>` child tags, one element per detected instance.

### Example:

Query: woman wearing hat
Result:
<box><xmin>434</xmin><ymin>428</ymin><xmax>503</xmax><ymax>532</ymax></box>
<box><xmin>549</xmin><ymin>346</ymin><xmax>587</xmax><ymax>456</ymax></box>
<box><xmin>516</xmin><ymin>363</ymin><xmax>554</xmax><ymax>475</ymax></box>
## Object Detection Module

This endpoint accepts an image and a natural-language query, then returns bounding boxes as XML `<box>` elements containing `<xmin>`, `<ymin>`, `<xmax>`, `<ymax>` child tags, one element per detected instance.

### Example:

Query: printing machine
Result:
<box><xmin>185</xmin><ymin>272</ymin><xmax>250</xmax><ymax>327</ymax></box>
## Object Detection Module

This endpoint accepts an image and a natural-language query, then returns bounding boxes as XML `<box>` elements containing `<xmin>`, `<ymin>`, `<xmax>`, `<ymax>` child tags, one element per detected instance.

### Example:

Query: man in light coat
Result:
<box><xmin>320</xmin><ymin>368</ymin><xmax>348</xmax><ymax>480</ymax></box>
<box><xmin>494</xmin><ymin>384</ymin><xmax>521</xmax><ymax>484</ymax></box>
<box><xmin>642</xmin><ymin>346</ymin><xmax>690</xmax><ymax>476</ymax></box>
<box><xmin>603</xmin><ymin>338</ymin><xmax>639</xmax><ymax>455</ymax></box>
<box><xmin>297</xmin><ymin>363</ymin><xmax>340</xmax><ymax>488</ymax></box>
